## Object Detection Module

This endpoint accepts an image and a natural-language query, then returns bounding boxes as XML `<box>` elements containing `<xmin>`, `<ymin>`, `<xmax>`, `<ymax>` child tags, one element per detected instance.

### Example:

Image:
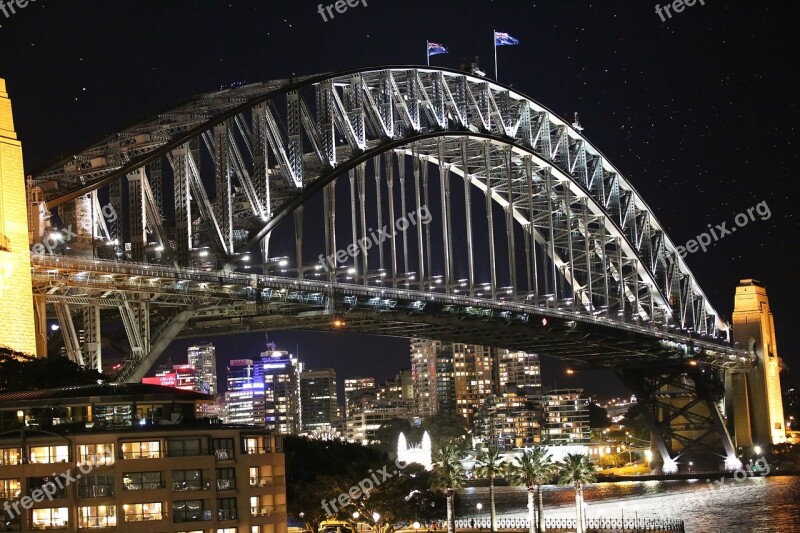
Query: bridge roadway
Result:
<box><xmin>31</xmin><ymin>253</ymin><xmax>753</xmax><ymax>372</ymax></box>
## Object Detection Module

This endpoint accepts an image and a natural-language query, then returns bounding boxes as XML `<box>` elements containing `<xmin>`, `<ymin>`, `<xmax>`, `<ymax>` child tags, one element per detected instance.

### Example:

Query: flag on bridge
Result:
<box><xmin>493</xmin><ymin>31</ymin><xmax>520</xmax><ymax>80</ymax></box>
<box><xmin>427</xmin><ymin>41</ymin><xmax>449</xmax><ymax>65</ymax></box>
<box><xmin>494</xmin><ymin>31</ymin><xmax>520</xmax><ymax>46</ymax></box>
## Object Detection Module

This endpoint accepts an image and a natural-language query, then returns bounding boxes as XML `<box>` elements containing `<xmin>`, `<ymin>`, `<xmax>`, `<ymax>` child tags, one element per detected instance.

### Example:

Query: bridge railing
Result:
<box><xmin>30</xmin><ymin>253</ymin><xmax>749</xmax><ymax>363</ymax></box>
<box><xmin>454</xmin><ymin>517</ymin><xmax>685</xmax><ymax>532</ymax></box>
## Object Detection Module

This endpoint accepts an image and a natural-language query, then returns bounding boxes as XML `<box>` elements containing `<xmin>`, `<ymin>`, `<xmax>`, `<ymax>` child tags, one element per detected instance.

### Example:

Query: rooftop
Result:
<box><xmin>0</xmin><ymin>383</ymin><xmax>209</xmax><ymax>406</ymax></box>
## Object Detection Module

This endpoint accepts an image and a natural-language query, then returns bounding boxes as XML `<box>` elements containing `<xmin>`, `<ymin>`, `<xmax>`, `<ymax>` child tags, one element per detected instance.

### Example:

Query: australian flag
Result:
<box><xmin>494</xmin><ymin>32</ymin><xmax>520</xmax><ymax>46</ymax></box>
<box><xmin>427</xmin><ymin>42</ymin><xmax>449</xmax><ymax>57</ymax></box>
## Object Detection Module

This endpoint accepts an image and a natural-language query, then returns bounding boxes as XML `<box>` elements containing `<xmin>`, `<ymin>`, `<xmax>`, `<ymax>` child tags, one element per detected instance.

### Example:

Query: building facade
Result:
<box><xmin>343</xmin><ymin>377</ymin><xmax>376</xmax><ymax>420</ymax></box>
<box><xmin>187</xmin><ymin>343</ymin><xmax>218</xmax><ymax>395</ymax></box>
<box><xmin>542</xmin><ymin>388</ymin><xmax>591</xmax><ymax>445</ymax></box>
<box><xmin>0</xmin><ymin>384</ymin><xmax>287</xmax><ymax>533</ymax></box>
<box><xmin>225</xmin><ymin>358</ymin><xmax>265</xmax><ymax>427</ymax></box>
<box><xmin>259</xmin><ymin>347</ymin><xmax>300</xmax><ymax>436</ymax></box>
<box><xmin>410</xmin><ymin>339</ymin><xmax>455</xmax><ymax>418</ymax></box>
<box><xmin>299</xmin><ymin>368</ymin><xmax>338</xmax><ymax>432</ymax></box>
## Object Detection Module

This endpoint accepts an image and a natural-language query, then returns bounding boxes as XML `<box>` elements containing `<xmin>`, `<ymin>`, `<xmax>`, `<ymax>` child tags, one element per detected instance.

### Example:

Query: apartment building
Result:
<box><xmin>0</xmin><ymin>384</ymin><xmax>287</xmax><ymax>533</ymax></box>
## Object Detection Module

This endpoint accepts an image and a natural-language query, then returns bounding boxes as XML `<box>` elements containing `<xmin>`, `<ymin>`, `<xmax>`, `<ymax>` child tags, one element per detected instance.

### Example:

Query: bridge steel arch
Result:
<box><xmin>30</xmin><ymin>66</ymin><xmax>752</xmax><ymax>472</ymax></box>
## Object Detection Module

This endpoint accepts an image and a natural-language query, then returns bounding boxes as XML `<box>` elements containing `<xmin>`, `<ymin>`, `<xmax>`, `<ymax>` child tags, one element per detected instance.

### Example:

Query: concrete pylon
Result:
<box><xmin>728</xmin><ymin>279</ymin><xmax>786</xmax><ymax>448</ymax></box>
<box><xmin>0</xmin><ymin>78</ymin><xmax>39</xmax><ymax>355</ymax></box>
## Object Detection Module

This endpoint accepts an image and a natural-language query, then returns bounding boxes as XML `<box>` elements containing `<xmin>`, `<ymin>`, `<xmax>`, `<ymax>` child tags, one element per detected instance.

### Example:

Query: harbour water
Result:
<box><xmin>456</xmin><ymin>476</ymin><xmax>800</xmax><ymax>533</ymax></box>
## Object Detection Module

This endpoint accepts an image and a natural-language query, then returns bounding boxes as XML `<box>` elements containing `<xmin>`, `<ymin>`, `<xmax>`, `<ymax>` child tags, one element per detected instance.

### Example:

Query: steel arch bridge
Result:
<box><xmin>28</xmin><ymin>66</ymin><xmax>754</xmax><ymax>471</ymax></box>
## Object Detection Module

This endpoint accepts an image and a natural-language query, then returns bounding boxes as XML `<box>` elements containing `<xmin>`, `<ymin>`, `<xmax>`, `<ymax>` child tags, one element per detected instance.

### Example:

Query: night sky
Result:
<box><xmin>2</xmin><ymin>1</ymin><xmax>798</xmax><ymax>396</ymax></box>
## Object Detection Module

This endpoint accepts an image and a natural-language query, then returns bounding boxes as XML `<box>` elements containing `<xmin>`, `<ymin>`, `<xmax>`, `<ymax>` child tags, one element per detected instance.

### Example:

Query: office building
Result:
<box><xmin>542</xmin><ymin>388</ymin><xmax>591</xmax><ymax>444</ymax></box>
<box><xmin>343</xmin><ymin>377</ymin><xmax>376</xmax><ymax>419</ymax></box>
<box><xmin>0</xmin><ymin>384</ymin><xmax>287</xmax><ymax>532</ymax></box>
<box><xmin>187</xmin><ymin>343</ymin><xmax>218</xmax><ymax>395</ymax></box>
<box><xmin>259</xmin><ymin>346</ymin><xmax>300</xmax><ymax>435</ymax></box>
<box><xmin>225</xmin><ymin>359</ymin><xmax>265</xmax><ymax>426</ymax></box>
<box><xmin>299</xmin><ymin>368</ymin><xmax>339</xmax><ymax>432</ymax></box>
<box><xmin>143</xmin><ymin>364</ymin><xmax>198</xmax><ymax>391</ymax></box>
<box><xmin>410</xmin><ymin>339</ymin><xmax>455</xmax><ymax>417</ymax></box>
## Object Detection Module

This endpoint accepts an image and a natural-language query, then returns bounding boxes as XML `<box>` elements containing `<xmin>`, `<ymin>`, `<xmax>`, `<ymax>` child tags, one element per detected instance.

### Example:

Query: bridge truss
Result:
<box><xmin>29</xmin><ymin>66</ymin><xmax>754</xmax><ymax>471</ymax></box>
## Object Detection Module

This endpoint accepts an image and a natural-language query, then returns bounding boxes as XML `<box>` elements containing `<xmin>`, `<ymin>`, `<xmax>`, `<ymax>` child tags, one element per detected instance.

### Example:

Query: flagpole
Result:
<box><xmin>493</xmin><ymin>30</ymin><xmax>498</xmax><ymax>80</ymax></box>
<box><xmin>426</xmin><ymin>40</ymin><xmax>430</xmax><ymax>66</ymax></box>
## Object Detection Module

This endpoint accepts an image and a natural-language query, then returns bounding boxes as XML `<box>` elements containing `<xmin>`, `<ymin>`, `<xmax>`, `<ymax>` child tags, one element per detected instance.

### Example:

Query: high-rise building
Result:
<box><xmin>225</xmin><ymin>359</ymin><xmax>265</xmax><ymax>426</ymax></box>
<box><xmin>299</xmin><ymin>368</ymin><xmax>339</xmax><ymax>432</ymax></box>
<box><xmin>260</xmin><ymin>346</ymin><xmax>300</xmax><ymax>435</ymax></box>
<box><xmin>453</xmin><ymin>344</ymin><xmax>493</xmax><ymax>422</ymax></box>
<box><xmin>474</xmin><ymin>392</ymin><xmax>541</xmax><ymax>450</ymax></box>
<box><xmin>344</xmin><ymin>377</ymin><xmax>377</xmax><ymax>419</ymax></box>
<box><xmin>498</xmin><ymin>350</ymin><xmax>542</xmax><ymax>396</ymax></box>
<box><xmin>542</xmin><ymin>388</ymin><xmax>591</xmax><ymax>445</ymax></box>
<box><xmin>188</xmin><ymin>343</ymin><xmax>218</xmax><ymax>395</ymax></box>
<box><xmin>410</xmin><ymin>339</ymin><xmax>455</xmax><ymax>417</ymax></box>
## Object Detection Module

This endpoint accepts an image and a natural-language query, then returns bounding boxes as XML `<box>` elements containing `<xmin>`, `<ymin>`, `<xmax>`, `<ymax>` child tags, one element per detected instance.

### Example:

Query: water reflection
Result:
<box><xmin>455</xmin><ymin>476</ymin><xmax>800</xmax><ymax>533</ymax></box>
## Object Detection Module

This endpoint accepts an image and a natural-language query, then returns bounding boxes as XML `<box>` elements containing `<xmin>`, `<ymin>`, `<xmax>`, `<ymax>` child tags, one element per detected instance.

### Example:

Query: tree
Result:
<box><xmin>507</xmin><ymin>447</ymin><xmax>558</xmax><ymax>533</ymax></box>
<box><xmin>431</xmin><ymin>443</ymin><xmax>465</xmax><ymax>533</ymax></box>
<box><xmin>421</xmin><ymin>413</ymin><xmax>469</xmax><ymax>447</ymax></box>
<box><xmin>588</xmin><ymin>403</ymin><xmax>611</xmax><ymax>429</ymax></box>
<box><xmin>284</xmin><ymin>436</ymin><xmax>386</xmax><ymax>532</ymax></box>
<box><xmin>598</xmin><ymin>453</ymin><xmax>626</xmax><ymax>469</ymax></box>
<box><xmin>621</xmin><ymin>403</ymin><xmax>650</xmax><ymax>441</ymax></box>
<box><xmin>0</xmin><ymin>348</ymin><xmax>108</xmax><ymax>393</ymax></box>
<box><xmin>473</xmin><ymin>447</ymin><xmax>505</xmax><ymax>532</ymax></box>
<box><xmin>557</xmin><ymin>454</ymin><xmax>596</xmax><ymax>533</ymax></box>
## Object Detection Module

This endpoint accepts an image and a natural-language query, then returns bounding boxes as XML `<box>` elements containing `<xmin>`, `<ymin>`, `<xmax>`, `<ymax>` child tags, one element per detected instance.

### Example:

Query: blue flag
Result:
<box><xmin>427</xmin><ymin>42</ymin><xmax>449</xmax><ymax>57</ymax></box>
<box><xmin>494</xmin><ymin>32</ymin><xmax>520</xmax><ymax>46</ymax></box>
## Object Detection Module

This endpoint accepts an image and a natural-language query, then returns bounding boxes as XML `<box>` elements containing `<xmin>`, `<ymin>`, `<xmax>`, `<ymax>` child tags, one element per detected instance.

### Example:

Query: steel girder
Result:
<box><xmin>618</xmin><ymin>365</ymin><xmax>740</xmax><ymax>472</ymax></box>
<box><xmin>33</xmin><ymin>67</ymin><xmax>726</xmax><ymax>343</ymax></box>
<box><xmin>29</xmin><ymin>67</ymin><xmax>745</xmax><ymax>382</ymax></box>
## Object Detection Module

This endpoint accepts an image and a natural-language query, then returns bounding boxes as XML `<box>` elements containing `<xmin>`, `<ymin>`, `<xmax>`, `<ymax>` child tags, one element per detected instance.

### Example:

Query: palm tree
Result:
<box><xmin>557</xmin><ymin>454</ymin><xmax>597</xmax><ymax>533</ymax></box>
<box><xmin>431</xmin><ymin>443</ymin><xmax>465</xmax><ymax>533</ymax></box>
<box><xmin>473</xmin><ymin>447</ymin><xmax>505</xmax><ymax>532</ymax></box>
<box><xmin>507</xmin><ymin>447</ymin><xmax>558</xmax><ymax>533</ymax></box>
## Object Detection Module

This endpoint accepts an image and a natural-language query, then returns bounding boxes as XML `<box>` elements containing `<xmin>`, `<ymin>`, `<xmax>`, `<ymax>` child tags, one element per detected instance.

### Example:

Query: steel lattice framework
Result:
<box><xmin>30</xmin><ymin>66</ymin><xmax>751</xmax><ymax>379</ymax></box>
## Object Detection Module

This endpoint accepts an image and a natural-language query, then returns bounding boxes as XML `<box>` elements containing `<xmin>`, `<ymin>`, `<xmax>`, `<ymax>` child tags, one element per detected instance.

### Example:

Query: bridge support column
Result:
<box><xmin>83</xmin><ymin>303</ymin><xmax>102</xmax><ymax>372</ymax></box>
<box><xmin>728</xmin><ymin>279</ymin><xmax>786</xmax><ymax>448</ymax></box>
<box><xmin>619</xmin><ymin>364</ymin><xmax>741</xmax><ymax>473</ymax></box>
<box><xmin>0</xmin><ymin>79</ymin><xmax>38</xmax><ymax>355</ymax></box>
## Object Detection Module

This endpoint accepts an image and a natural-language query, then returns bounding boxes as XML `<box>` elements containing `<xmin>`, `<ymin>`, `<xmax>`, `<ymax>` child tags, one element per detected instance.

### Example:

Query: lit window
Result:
<box><xmin>0</xmin><ymin>478</ymin><xmax>20</xmax><ymax>499</ymax></box>
<box><xmin>78</xmin><ymin>505</ymin><xmax>116</xmax><ymax>528</ymax></box>
<box><xmin>29</xmin><ymin>446</ymin><xmax>69</xmax><ymax>464</ymax></box>
<box><xmin>121</xmin><ymin>441</ymin><xmax>162</xmax><ymax>459</ymax></box>
<box><xmin>31</xmin><ymin>507</ymin><xmax>68</xmax><ymax>529</ymax></box>
<box><xmin>78</xmin><ymin>444</ymin><xmax>115</xmax><ymax>465</ymax></box>
<box><xmin>0</xmin><ymin>448</ymin><xmax>21</xmax><ymax>466</ymax></box>
<box><xmin>123</xmin><ymin>502</ymin><xmax>163</xmax><ymax>522</ymax></box>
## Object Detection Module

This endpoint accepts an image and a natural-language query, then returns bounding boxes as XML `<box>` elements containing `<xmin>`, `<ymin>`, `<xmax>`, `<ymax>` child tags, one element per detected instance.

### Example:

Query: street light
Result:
<box><xmin>476</xmin><ymin>503</ymin><xmax>483</xmax><ymax>529</ymax></box>
<box><xmin>413</xmin><ymin>522</ymin><xmax>420</xmax><ymax>530</ymax></box>
<box><xmin>620</xmin><ymin>502</ymin><xmax>626</xmax><ymax>533</ymax></box>
<box><xmin>373</xmin><ymin>512</ymin><xmax>380</xmax><ymax>532</ymax></box>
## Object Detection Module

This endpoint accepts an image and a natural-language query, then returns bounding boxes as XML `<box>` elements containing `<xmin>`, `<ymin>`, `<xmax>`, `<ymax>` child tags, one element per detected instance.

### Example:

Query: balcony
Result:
<box><xmin>214</xmin><ymin>448</ymin><xmax>234</xmax><ymax>461</ymax></box>
<box><xmin>216</xmin><ymin>479</ymin><xmax>236</xmax><ymax>491</ymax></box>
<box><xmin>251</xmin><ymin>504</ymin><xmax>287</xmax><ymax>517</ymax></box>
<box><xmin>249</xmin><ymin>475</ymin><xmax>285</xmax><ymax>488</ymax></box>
<box><xmin>172</xmin><ymin>480</ymin><xmax>211</xmax><ymax>492</ymax></box>
<box><xmin>76</xmin><ymin>485</ymin><xmax>115</xmax><ymax>498</ymax></box>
